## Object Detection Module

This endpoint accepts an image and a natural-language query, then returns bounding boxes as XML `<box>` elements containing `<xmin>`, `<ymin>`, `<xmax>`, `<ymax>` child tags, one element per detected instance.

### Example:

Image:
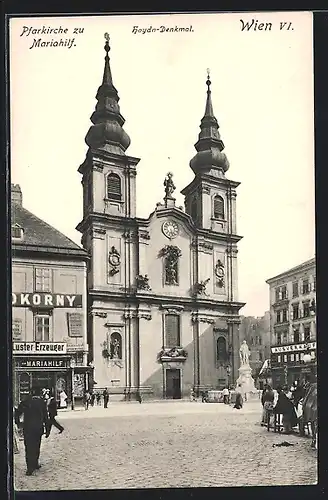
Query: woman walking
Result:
<box><xmin>261</xmin><ymin>385</ymin><xmax>275</xmax><ymax>426</ymax></box>
<box><xmin>233</xmin><ymin>385</ymin><xmax>243</xmax><ymax>409</ymax></box>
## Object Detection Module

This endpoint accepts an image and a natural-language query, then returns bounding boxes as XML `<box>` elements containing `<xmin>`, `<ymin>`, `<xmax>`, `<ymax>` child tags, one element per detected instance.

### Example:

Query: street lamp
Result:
<box><xmin>70</xmin><ymin>358</ymin><xmax>76</xmax><ymax>410</ymax></box>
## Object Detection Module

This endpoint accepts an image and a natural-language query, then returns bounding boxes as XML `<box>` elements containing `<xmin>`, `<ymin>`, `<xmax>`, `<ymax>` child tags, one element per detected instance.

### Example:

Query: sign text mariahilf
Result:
<box><xmin>12</xmin><ymin>293</ymin><xmax>82</xmax><ymax>308</ymax></box>
<box><xmin>13</xmin><ymin>342</ymin><xmax>67</xmax><ymax>354</ymax></box>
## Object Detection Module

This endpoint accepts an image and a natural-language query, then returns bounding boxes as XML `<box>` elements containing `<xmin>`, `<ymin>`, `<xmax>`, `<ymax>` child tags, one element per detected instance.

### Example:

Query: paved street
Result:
<box><xmin>14</xmin><ymin>400</ymin><xmax>317</xmax><ymax>490</ymax></box>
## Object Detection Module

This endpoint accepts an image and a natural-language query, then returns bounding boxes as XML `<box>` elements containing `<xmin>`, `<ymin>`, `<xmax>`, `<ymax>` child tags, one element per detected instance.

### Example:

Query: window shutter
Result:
<box><xmin>213</xmin><ymin>196</ymin><xmax>224</xmax><ymax>219</ymax></box>
<box><xmin>107</xmin><ymin>174</ymin><xmax>122</xmax><ymax>201</ymax></box>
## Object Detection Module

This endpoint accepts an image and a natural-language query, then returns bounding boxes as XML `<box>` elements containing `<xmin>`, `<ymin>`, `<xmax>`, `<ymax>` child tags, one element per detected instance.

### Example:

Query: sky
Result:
<box><xmin>9</xmin><ymin>12</ymin><xmax>315</xmax><ymax>317</ymax></box>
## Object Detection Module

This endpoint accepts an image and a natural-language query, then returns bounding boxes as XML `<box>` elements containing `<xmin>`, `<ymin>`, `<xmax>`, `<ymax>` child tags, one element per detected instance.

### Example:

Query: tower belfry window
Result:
<box><xmin>107</xmin><ymin>173</ymin><xmax>122</xmax><ymax>201</ymax></box>
<box><xmin>213</xmin><ymin>195</ymin><xmax>224</xmax><ymax>219</ymax></box>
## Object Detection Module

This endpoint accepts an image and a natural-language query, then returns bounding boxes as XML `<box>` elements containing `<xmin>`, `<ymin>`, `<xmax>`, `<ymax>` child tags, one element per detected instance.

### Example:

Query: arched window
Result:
<box><xmin>213</xmin><ymin>195</ymin><xmax>224</xmax><ymax>220</ymax></box>
<box><xmin>217</xmin><ymin>336</ymin><xmax>227</xmax><ymax>362</ymax></box>
<box><xmin>107</xmin><ymin>173</ymin><xmax>122</xmax><ymax>201</ymax></box>
<box><xmin>109</xmin><ymin>332</ymin><xmax>122</xmax><ymax>359</ymax></box>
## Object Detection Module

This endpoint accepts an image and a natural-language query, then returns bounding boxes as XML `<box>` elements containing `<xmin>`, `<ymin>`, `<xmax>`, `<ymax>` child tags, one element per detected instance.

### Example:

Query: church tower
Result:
<box><xmin>181</xmin><ymin>71</ymin><xmax>240</xmax><ymax>303</ymax></box>
<box><xmin>76</xmin><ymin>35</ymin><xmax>140</xmax><ymax>387</ymax></box>
<box><xmin>182</xmin><ymin>72</ymin><xmax>238</xmax><ymax>232</ymax></box>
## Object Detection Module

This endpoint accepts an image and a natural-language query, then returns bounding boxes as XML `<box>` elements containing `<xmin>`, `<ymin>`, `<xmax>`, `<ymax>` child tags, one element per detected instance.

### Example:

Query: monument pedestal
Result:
<box><xmin>235</xmin><ymin>364</ymin><xmax>257</xmax><ymax>396</ymax></box>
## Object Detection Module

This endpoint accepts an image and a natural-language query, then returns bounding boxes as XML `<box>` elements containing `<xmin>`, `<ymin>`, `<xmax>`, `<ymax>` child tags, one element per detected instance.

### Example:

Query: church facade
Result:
<box><xmin>76</xmin><ymin>37</ymin><xmax>245</xmax><ymax>400</ymax></box>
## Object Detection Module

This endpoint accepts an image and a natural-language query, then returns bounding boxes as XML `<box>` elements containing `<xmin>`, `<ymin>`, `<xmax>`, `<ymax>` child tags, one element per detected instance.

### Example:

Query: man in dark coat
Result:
<box><xmin>103</xmin><ymin>388</ymin><xmax>109</xmax><ymax>408</ymax></box>
<box><xmin>274</xmin><ymin>386</ymin><xmax>298</xmax><ymax>434</ymax></box>
<box><xmin>15</xmin><ymin>388</ymin><xmax>50</xmax><ymax>475</ymax></box>
<box><xmin>47</xmin><ymin>388</ymin><xmax>64</xmax><ymax>435</ymax></box>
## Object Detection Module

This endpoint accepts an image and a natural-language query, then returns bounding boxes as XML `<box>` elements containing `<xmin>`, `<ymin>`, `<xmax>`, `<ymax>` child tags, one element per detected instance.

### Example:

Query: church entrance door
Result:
<box><xmin>165</xmin><ymin>369</ymin><xmax>181</xmax><ymax>399</ymax></box>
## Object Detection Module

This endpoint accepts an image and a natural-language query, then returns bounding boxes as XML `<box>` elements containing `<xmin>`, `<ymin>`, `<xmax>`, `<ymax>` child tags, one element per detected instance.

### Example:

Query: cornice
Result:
<box><xmin>88</xmin><ymin>288</ymin><xmax>245</xmax><ymax>312</ymax></box>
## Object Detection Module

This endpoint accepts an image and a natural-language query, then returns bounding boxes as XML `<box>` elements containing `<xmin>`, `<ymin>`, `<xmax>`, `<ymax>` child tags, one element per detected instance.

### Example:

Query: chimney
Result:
<box><xmin>11</xmin><ymin>184</ymin><xmax>23</xmax><ymax>206</ymax></box>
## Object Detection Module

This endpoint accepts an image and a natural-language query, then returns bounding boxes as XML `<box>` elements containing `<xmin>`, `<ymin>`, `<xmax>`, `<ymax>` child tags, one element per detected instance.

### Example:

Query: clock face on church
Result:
<box><xmin>162</xmin><ymin>221</ymin><xmax>179</xmax><ymax>239</ymax></box>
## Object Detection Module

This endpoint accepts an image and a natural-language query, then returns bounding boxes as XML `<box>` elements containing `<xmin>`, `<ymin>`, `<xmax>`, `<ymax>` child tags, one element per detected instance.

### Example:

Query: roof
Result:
<box><xmin>12</xmin><ymin>203</ymin><xmax>88</xmax><ymax>258</ymax></box>
<box><xmin>266</xmin><ymin>257</ymin><xmax>316</xmax><ymax>284</ymax></box>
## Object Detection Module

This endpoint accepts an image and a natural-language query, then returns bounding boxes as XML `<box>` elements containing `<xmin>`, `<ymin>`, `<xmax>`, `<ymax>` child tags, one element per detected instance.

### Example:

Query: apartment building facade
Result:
<box><xmin>266</xmin><ymin>258</ymin><xmax>316</xmax><ymax>387</ymax></box>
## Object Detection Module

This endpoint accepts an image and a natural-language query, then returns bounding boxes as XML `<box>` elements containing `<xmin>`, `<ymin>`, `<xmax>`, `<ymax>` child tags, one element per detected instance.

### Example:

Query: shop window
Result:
<box><xmin>109</xmin><ymin>332</ymin><xmax>122</xmax><ymax>359</ymax></box>
<box><xmin>107</xmin><ymin>173</ymin><xmax>122</xmax><ymax>201</ymax></box>
<box><xmin>283</xmin><ymin>354</ymin><xmax>287</xmax><ymax>363</ymax></box>
<box><xmin>290</xmin><ymin>353</ymin><xmax>295</xmax><ymax>362</ymax></box>
<box><xmin>12</xmin><ymin>318</ymin><xmax>22</xmax><ymax>340</ymax></box>
<box><xmin>216</xmin><ymin>336</ymin><xmax>227</xmax><ymax>362</ymax></box>
<box><xmin>34</xmin><ymin>314</ymin><xmax>51</xmax><ymax>341</ymax></box>
<box><xmin>292</xmin><ymin>281</ymin><xmax>299</xmax><ymax>298</ymax></box>
<box><xmin>277</xmin><ymin>355</ymin><xmax>281</xmax><ymax>363</ymax></box>
<box><xmin>35</xmin><ymin>268</ymin><xmax>52</xmax><ymax>292</ymax></box>
<box><xmin>165</xmin><ymin>314</ymin><xmax>180</xmax><ymax>348</ymax></box>
<box><xmin>213</xmin><ymin>195</ymin><xmax>224</xmax><ymax>219</ymax></box>
<box><xmin>295</xmin><ymin>353</ymin><xmax>300</xmax><ymax>362</ymax></box>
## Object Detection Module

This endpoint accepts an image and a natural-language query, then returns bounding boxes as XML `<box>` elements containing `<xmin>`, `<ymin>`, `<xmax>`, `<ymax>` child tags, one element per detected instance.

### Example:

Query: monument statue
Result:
<box><xmin>235</xmin><ymin>340</ymin><xmax>257</xmax><ymax>398</ymax></box>
<box><xmin>239</xmin><ymin>340</ymin><xmax>250</xmax><ymax>366</ymax></box>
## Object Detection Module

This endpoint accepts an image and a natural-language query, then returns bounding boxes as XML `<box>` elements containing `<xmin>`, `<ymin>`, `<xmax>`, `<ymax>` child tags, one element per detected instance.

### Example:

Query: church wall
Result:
<box><xmin>199</xmin><ymin>321</ymin><xmax>217</xmax><ymax>388</ymax></box>
<box><xmin>179</xmin><ymin>313</ymin><xmax>195</xmax><ymax>396</ymax></box>
<box><xmin>91</xmin><ymin>303</ymin><xmax>127</xmax><ymax>392</ymax></box>
<box><xmin>139</xmin><ymin>309</ymin><xmax>163</xmax><ymax>398</ymax></box>
<box><xmin>146</xmin><ymin>217</ymin><xmax>193</xmax><ymax>297</ymax></box>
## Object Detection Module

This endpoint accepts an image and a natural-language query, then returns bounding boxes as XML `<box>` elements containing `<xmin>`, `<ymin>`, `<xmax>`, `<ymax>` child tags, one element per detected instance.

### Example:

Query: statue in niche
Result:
<box><xmin>110</xmin><ymin>335</ymin><xmax>121</xmax><ymax>359</ymax></box>
<box><xmin>159</xmin><ymin>245</ymin><xmax>182</xmax><ymax>286</ymax></box>
<box><xmin>165</xmin><ymin>263</ymin><xmax>178</xmax><ymax>285</ymax></box>
<box><xmin>164</xmin><ymin>172</ymin><xmax>176</xmax><ymax>199</ymax></box>
<box><xmin>215</xmin><ymin>259</ymin><xmax>225</xmax><ymax>288</ymax></box>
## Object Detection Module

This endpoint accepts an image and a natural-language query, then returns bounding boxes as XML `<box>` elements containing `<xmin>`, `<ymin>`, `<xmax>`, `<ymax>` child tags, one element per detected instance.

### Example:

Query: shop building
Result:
<box><xmin>266</xmin><ymin>258</ymin><xmax>316</xmax><ymax>388</ymax></box>
<box><xmin>11</xmin><ymin>184</ymin><xmax>90</xmax><ymax>405</ymax></box>
<box><xmin>76</xmin><ymin>38</ymin><xmax>245</xmax><ymax>400</ymax></box>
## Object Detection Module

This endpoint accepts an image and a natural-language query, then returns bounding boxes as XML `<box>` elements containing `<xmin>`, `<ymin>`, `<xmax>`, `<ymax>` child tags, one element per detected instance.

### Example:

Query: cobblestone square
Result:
<box><xmin>14</xmin><ymin>401</ymin><xmax>317</xmax><ymax>490</ymax></box>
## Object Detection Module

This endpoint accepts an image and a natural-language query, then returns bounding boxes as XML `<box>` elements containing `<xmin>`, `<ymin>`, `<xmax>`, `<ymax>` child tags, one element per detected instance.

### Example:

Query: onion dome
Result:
<box><xmin>85</xmin><ymin>34</ymin><xmax>131</xmax><ymax>155</ymax></box>
<box><xmin>190</xmin><ymin>70</ymin><xmax>230</xmax><ymax>175</ymax></box>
